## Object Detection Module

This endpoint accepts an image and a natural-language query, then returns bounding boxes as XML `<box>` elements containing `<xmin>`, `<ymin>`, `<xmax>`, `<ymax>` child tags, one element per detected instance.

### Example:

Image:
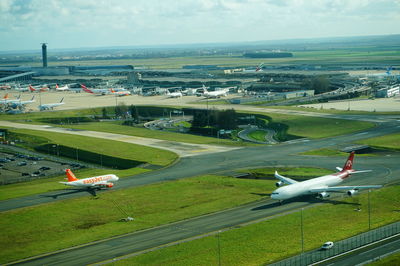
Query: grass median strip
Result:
<box><xmin>357</xmin><ymin>133</ymin><xmax>400</xmax><ymax>151</ymax></box>
<box><xmin>8</xmin><ymin>128</ymin><xmax>178</xmax><ymax>166</ymax></box>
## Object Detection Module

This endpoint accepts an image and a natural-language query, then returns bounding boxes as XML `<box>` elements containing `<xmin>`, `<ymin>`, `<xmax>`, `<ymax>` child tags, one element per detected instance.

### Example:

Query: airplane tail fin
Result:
<box><xmin>81</xmin><ymin>84</ymin><xmax>94</xmax><ymax>94</ymax></box>
<box><xmin>56</xmin><ymin>84</ymin><xmax>59</xmax><ymax>89</ymax></box>
<box><xmin>29</xmin><ymin>85</ymin><xmax>36</xmax><ymax>92</ymax></box>
<box><xmin>342</xmin><ymin>151</ymin><xmax>355</xmax><ymax>171</ymax></box>
<box><xmin>3</xmin><ymin>93</ymin><xmax>9</xmax><ymax>99</ymax></box>
<box><xmin>65</xmin><ymin>169</ymin><xmax>79</xmax><ymax>182</ymax></box>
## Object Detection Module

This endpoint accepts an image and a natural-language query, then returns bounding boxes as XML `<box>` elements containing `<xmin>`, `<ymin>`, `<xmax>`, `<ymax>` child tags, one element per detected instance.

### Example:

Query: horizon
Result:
<box><xmin>1</xmin><ymin>0</ymin><xmax>400</xmax><ymax>52</ymax></box>
<box><xmin>1</xmin><ymin>33</ymin><xmax>399</xmax><ymax>54</ymax></box>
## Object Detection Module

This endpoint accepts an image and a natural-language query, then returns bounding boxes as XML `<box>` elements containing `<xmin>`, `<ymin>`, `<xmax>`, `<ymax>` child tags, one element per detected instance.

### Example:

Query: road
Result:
<box><xmin>319</xmin><ymin>235</ymin><xmax>400</xmax><ymax>266</ymax></box>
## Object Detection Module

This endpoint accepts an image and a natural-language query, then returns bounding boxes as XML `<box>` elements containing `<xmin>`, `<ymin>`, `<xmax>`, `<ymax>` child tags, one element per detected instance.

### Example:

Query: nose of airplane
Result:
<box><xmin>271</xmin><ymin>191</ymin><xmax>280</xmax><ymax>200</ymax></box>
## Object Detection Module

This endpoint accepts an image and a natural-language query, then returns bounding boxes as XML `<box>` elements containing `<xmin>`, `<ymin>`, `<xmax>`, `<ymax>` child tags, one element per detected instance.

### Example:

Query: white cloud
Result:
<box><xmin>0</xmin><ymin>0</ymin><xmax>399</xmax><ymax>50</ymax></box>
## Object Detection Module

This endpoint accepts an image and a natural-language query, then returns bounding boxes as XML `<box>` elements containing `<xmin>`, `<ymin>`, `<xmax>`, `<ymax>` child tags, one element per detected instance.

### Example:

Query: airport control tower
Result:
<box><xmin>41</xmin><ymin>43</ymin><xmax>48</xmax><ymax>67</ymax></box>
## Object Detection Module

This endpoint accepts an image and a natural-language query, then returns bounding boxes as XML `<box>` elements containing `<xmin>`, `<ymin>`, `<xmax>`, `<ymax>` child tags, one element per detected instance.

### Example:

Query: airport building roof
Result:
<box><xmin>0</xmin><ymin>71</ymin><xmax>35</xmax><ymax>82</ymax></box>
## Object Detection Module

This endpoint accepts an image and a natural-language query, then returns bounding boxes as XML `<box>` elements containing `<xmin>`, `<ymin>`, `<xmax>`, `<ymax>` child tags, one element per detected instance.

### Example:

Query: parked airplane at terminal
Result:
<box><xmin>203</xmin><ymin>87</ymin><xmax>228</xmax><ymax>98</ymax></box>
<box><xmin>166</xmin><ymin>89</ymin><xmax>183</xmax><ymax>98</ymax></box>
<box><xmin>0</xmin><ymin>93</ymin><xmax>20</xmax><ymax>104</ymax></box>
<box><xmin>38</xmin><ymin>97</ymin><xmax>65</xmax><ymax>111</ymax></box>
<box><xmin>9</xmin><ymin>96</ymin><xmax>35</xmax><ymax>108</ymax></box>
<box><xmin>110</xmin><ymin>88</ymin><xmax>131</xmax><ymax>96</ymax></box>
<box><xmin>29</xmin><ymin>85</ymin><xmax>49</xmax><ymax>92</ymax></box>
<box><xmin>55</xmin><ymin>84</ymin><xmax>69</xmax><ymax>91</ymax></box>
<box><xmin>271</xmin><ymin>152</ymin><xmax>382</xmax><ymax>201</ymax></box>
<box><xmin>60</xmin><ymin>169</ymin><xmax>119</xmax><ymax>189</ymax></box>
<box><xmin>81</xmin><ymin>84</ymin><xmax>109</xmax><ymax>95</ymax></box>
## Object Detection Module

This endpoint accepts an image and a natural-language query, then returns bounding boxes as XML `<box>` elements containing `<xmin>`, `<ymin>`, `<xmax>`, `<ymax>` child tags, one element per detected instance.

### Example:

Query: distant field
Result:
<box><xmin>2</xmin><ymin>49</ymin><xmax>399</xmax><ymax>69</ymax></box>
<box><xmin>116</xmin><ymin>185</ymin><xmax>400</xmax><ymax>266</ymax></box>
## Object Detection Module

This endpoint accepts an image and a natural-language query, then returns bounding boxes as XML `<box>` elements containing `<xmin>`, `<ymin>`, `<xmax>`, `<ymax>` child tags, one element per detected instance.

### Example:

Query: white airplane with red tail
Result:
<box><xmin>271</xmin><ymin>151</ymin><xmax>382</xmax><ymax>201</ymax></box>
<box><xmin>60</xmin><ymin>169</ymin><xmax>119</xmax><ymax>189</ymax></box>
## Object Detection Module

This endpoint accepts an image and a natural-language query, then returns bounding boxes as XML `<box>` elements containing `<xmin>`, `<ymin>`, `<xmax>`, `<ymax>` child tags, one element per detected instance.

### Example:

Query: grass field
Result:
<box><xmin>8</xmin><ymin>128</ymin><xmax>178</xmax><ymax>166</ymax></box>
<box><xmin>265</xmin><ymin>106</ymin><xmax>400</xmax><ymax>115</ymax></box>
<box><xmin>299</xmin><ymin>148</ymin><xmax>374</xmax><ymax>157</ymax></box>
<box><xmin>248</xmin><ymin>130</ymin><xmax>267</xmax><ymax>142</ymax></box>
<box><xmin>367</xmin><ymin>252</ymin><xmax>400</xmax><ymax>265</ymax></box>
<box><xmin>0</xmin><ymin>168</ymin><xmax>149</xmax><ymax>201</ymax></box>
<box><xmin>249</xmin><ymin>111</ymin><xmax>375</xmax><ymax>139</ymax></box>
<box><xmin>58</xmin><ymin>121</ymin><xmax>247</xmax><ymax>146</ymax></box>
<box><xmin>358</xmin><ymin>133</ymin><xmax>400</xmax><ymax>151</ymax></box>
<box><xmin>3</xmin><ymin>49</ymin><xmax>400</xmax><ymax>69</ymax></box>
<box><xmin>113</xmin><ymin>185</ymin><xmax>400</xmax><ymax>266</ymax></box>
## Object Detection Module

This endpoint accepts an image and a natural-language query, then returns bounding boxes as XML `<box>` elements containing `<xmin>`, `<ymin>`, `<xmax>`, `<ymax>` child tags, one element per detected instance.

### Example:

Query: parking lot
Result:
<box><xmin>0</xmin><ymin>150</ymin><xmax>84</xmax><ymax>184</ymax></box>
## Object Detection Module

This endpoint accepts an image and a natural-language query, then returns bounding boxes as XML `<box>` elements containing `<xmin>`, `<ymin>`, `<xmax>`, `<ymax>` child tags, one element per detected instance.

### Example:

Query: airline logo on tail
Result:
<box><xmin>61</xmin><ymin>169</ymin><xmax>119</xmax><ymax>189</ymax></box>
<box><xmin>81</xmin><ymin>84</ymin><xmax>94</xmax><ymax>94</ymax></box>
<box><xmin>29</xmin><ymin>85</ymin><xmax>36</xmax><ymax>92</ymax></box>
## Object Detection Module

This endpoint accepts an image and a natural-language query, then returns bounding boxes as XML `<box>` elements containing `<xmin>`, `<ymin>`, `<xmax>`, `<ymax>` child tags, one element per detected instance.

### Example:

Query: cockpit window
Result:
<box><xmin>271</xmin><ymin>192</ymin><xmax>279</xmax><ymax>195</ymax></box>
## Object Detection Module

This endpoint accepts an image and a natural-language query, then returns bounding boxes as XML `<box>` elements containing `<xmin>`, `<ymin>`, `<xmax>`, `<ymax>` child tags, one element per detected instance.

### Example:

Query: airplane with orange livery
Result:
<box><xmin>110</xmin><ymin>88</ymin><xmax>131</xmax><ymax>96</ymax></box>
<box><xmin>60</xmin><ymin>169</ymin><xmax>119</xmax><ymax>189</ymax></box>
<box><xmin>29</xmin><ymin>85</ymin><xmax>49</xmax><ymax>92</ymax></box>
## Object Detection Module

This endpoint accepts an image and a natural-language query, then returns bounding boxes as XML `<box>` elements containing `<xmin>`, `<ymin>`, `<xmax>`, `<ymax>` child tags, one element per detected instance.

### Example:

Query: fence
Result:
<box><xmin>270</xmin><ymin>221</ymin><xmax>400</xmax><ymax>266</ymax></box>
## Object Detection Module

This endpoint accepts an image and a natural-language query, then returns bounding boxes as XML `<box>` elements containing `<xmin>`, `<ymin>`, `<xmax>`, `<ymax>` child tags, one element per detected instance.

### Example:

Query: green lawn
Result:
<box><xmin>367</xmin><ymin>251</ymin><xmax>400</xmax><ymax>265</ymax></box>
<box><xmin>248</xmin><ymin>130</ymin><xmax>267</xmax><ymax>142</ymax></box>
<box><xmin>265</xmin><ymin>113</ymin><xmax>375</xmax><ymax>139</ymax></box>
<box><xmin>60</xmin><ymin>121</ymin><xmax>247</xmax><ymax>146</ymax></box>
<box><xmin>8</xmin><ymin>128</ymin><xmax>178</xmax><ymax>166</ymax></box>
<box><xmin>114</xmin><ymin>185</ymin><xmax>400</xmax><ymax>266</ymax></box>
<box><xmin>358</xmin><ymin>133</ymin><xmax>400</xmax><ymax>151</ymax></box>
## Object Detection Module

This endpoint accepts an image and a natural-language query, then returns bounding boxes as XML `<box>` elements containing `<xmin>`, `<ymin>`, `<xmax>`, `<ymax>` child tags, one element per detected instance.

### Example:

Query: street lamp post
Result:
<box><xmin>301</xmin><ymin>208</ymin><xmax>304</xmax><ymax>253</ymax></box>
<box><xmin>368</xmin><ymin>190</ymin><xmax>371</xmax><ymax>230</ymax></box>
<box><xmin>217</xmin><ymin>230</ymin><xmax>221</xmax><ymax>266</ymax></box>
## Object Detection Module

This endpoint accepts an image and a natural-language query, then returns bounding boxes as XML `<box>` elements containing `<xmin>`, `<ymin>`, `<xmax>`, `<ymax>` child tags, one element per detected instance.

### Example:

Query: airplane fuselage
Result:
<box><xmin>63</xmin><ymin>174</ymin><xmax>119</xmax><ymax>188</ymax></box>
<box><xmin>271</xmin><ymin>172</ymin><xmax>349</xmax><ymax>200</ymax></box>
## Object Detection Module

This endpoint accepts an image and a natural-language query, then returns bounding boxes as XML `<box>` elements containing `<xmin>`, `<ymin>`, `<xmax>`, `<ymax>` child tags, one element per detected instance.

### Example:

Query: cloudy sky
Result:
<box><xmin>1</xmin><ymin>0</ymin><xmax>399</xmax><ymax>51</ymax></box>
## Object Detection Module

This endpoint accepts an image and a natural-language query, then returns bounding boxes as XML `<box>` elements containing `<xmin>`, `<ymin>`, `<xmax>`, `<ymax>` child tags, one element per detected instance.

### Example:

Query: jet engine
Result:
<box><xmin>347</xmin><ymin>189</ymin><xmax>358</xmax><ymax>196</ymax></box>
<box><xmin>275</xmin><ymin>181</ymin><xmax>283</xmax><ymax>187</ymax></box>
<box><xmin>317</xmin><ymin>192</ymin><xmax>330</xmax><ymax>199</ymax></box>
<box><xmin>105</xmin><ymin>183</ymin><xmax>114</xmax><ymax>188</ymax></box>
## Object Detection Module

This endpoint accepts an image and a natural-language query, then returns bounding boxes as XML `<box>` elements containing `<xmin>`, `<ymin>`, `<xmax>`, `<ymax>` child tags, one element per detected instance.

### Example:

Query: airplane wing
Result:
<box><xmin>309</xmin><ymin>185</ymin><xmax>382</xmax><ymax>193</ymax></box>
<box><xmin>274</xmin><ymin>171</ymin><xmax>298</xmax><ymax>185</ymax></box>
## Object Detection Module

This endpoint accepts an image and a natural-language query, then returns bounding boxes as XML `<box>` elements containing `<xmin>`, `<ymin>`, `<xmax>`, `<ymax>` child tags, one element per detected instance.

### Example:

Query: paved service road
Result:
<box><xmin>319</xmin><ymin>235</ymin><xmax>400</xmax><ymax>266</ymax></box>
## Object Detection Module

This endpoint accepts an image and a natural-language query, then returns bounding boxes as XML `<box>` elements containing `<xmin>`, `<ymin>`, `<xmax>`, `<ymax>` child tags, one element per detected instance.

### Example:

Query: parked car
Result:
<box><xmin>17</xmin><ymin>161</ymin><xmax>27</xmax><ymax>166</ymax></box>
<box><xmin>321</xmin><ymin>241</ymin><xmax>334</xmax><ymax>250</ymax></box>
